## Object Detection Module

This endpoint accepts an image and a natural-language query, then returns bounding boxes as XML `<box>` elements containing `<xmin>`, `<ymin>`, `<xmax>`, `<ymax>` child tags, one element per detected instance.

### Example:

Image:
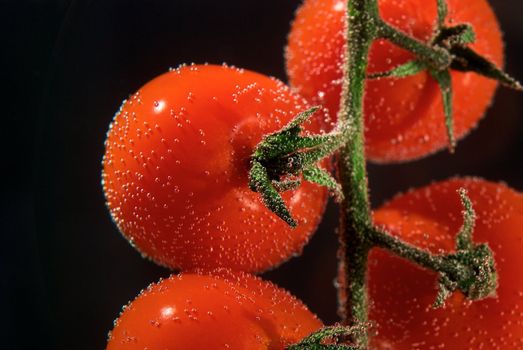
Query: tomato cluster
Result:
<box><xmin>101</xmin><ymin>0</ymin><xmax>521</xmax><ymax>348</ymax></box>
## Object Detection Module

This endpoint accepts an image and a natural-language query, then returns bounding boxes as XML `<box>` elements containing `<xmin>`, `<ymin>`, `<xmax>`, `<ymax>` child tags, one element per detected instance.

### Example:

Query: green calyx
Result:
<box><xmin>248</xmin><ymin>107</ymin><xmax>345</xmax><ymax>227</ymax></box>
<box><xmin>435</xmin><ymin>243</ymin><xmax>497</xmax><ymax>308</ymax></box>
<box><xmin>372</xmin><ymin>0</ymin><xmax>521</xmax><ymax>153</ymax></box>
<box><xmin>434</xmin><ymin>189</ymin><xmax>497</xmax><ymax>307</ymax></box>
<box><xmin>286</xmin><ymin>325</ymin><xmax>368</xmax><ymax>350</ymax></box>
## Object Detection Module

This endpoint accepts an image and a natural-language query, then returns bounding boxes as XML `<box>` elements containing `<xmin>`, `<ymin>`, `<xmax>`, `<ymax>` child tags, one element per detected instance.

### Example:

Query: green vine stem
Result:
<box><xmin>335</xmin><ymin>0</ymin><xmax>377</xmax><ymax>346</ymax></box>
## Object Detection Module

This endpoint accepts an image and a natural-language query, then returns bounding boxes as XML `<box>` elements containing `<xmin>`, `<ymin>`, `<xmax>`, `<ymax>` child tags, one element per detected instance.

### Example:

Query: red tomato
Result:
<box><xmin>286</xmin><ymin>0</ymin><xmax>504</xmax><ymax>162</ymax></box>
<box><xmin>106</xmin><ymin>269</ymin><xmax>322</xmax><ymax>349</ymax></box>
<box><xmin>369</xmin><ymin>178</ymin><xmax>523</xmax><ymax>348</ymax></box>
<box><xmin>102</xmin><ymin>64</ymin><xmax>328</xmax><ymax>272</ymax></box>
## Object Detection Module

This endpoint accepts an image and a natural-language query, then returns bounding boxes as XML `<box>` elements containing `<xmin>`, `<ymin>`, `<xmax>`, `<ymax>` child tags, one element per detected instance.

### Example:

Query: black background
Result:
<box><xmin>2</xmin><ymin>0</ymin><xmax>522</xmax><ymax>349</ymax></box>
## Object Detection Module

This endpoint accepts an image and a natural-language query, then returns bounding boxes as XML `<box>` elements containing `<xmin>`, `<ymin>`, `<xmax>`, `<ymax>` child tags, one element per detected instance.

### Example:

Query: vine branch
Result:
<box><xmin>335</xmin><ymin>0</ymin><xmax>377</xmax><ymax>346</ymax></box>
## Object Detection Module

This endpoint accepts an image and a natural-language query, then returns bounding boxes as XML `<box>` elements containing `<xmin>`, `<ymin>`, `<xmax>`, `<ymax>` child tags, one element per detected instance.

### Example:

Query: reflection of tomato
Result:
<box><xmin>102</xmin><ymin>64</ymin><xmax>328</xmax><ymax>272</ymax></box>
<box><xmin>106</xmin><ymin>269</ymin><xmax>322</xmax><ymax>349</ymax></box>
<box><xmin>369</xmin><ymin>178</ymin><xmax>523</xmax><ymax>348</ymax></box>
<box><xmin>286</xmin><ymin>0</ymin><xmax>503</xmax><ymax>162</ymax></box>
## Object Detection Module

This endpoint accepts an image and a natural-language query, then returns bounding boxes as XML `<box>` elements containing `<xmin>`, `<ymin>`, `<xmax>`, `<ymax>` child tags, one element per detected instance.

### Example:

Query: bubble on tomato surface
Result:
<box><xmin>368</xmin><ymin>178</ymin><xmax>523</xmax><ymax>348</ymax></box>
<box><xmin>102</xmin><ymin>64</ymin><xmax>329</xmax><ymax>273</ymax></box>
<box><xmin>286</xmin><ymin>0</ymin><xmax>504</xmax><ymax>162</ymax></box>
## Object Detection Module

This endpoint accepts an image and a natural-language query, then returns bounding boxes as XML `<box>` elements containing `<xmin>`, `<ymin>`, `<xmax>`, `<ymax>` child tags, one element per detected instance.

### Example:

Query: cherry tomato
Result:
<box><xmin>369</xmin><ymin>178</ymin><xmax>523</xmax><ymax>348</ymax></box>
<box><xmin>106</xmin><ymin>269</ymin><xmax>322</xmax><ymax>349</ymax></box>
<box><xmin>102</xmin><ymin>64</ymin><xmax>328</xmax><ymax>272</ymax></box>
<box><xmin>286</xmin><ymin>0</ymin><xmax>504</xmax><ymax>162</ymax></box>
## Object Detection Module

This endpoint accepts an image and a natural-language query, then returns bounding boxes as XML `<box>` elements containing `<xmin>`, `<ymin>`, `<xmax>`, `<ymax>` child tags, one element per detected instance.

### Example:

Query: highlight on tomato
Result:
<box><xmin>102</xmin><ymin>64</ymin><xmax>329</xmax><ymax>273</ymax></box>
<box><xmin>106</xmin><ymin>269</ymin><xmax>322</xmax><ymax>350</ymax></box>
<box><xmin>369</xmin><ymin>178</ymin><xmax>523</xmax><ymax>348</ymax></box>
<box><xmin>286</xmin><ymin>0</ymin><xmax>504</xmax><ymax>162</ymax></box>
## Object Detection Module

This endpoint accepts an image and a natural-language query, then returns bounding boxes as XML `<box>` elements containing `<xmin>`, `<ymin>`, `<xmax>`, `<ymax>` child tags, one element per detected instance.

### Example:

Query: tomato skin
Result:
<box><xmin>102</xmin><ymin>64</ymin><xmax>328</xmax><ymax>272</ymax></box>
<box><xmin>106</xmin><ymin>269</ymin><xmax>322</xmax><ymax>350</ymax></box>
<box><xmin>369</xmin><ymin>178</ymin><xmax>523</xmax><ymax>348</ymax></box>
<box><xmin>286</xmin><ymin>0</ymin><xmax>504</xmax><ymax>162</ymax></box>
